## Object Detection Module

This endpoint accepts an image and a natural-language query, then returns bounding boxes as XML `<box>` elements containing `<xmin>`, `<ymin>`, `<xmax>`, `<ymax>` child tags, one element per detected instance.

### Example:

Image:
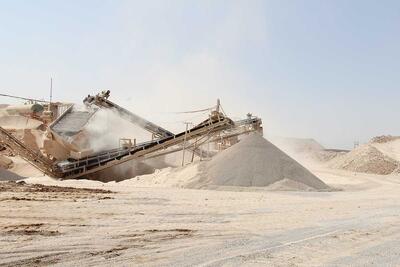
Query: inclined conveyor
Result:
<box><xmin>84</xmin><ymin>91</ymin><xmax>174</xmax><ymax>138</ymax></box>
<box><xmin>54</xmin><ymin>114</ymin><xmax>233</xmax><ymax>179</ymax></box>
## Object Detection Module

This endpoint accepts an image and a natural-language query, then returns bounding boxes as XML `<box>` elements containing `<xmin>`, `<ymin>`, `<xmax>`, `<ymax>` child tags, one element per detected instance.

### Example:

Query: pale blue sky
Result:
<box><xmin>1</xmin><ymin>0</ymin><xmax>399</xmax><ymax>149</ymax></box>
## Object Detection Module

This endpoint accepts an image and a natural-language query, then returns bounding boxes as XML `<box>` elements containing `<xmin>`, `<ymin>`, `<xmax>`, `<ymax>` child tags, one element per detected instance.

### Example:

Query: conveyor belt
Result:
<box><xmin>0</xmin><ymin>127</ymin><xmax>62</xmax><ymax>177</ymax></box>
<box><xmin>234</xmin><ymin>117</ymin><xmax>262</xmax><ymax>128</ymax></box>
<box><xmin>84</xmin><ymin>91</ymin><xmax>210</xmax><ymax>157</ymax></box>
<box><xmin>84</xmin><ymin>92</ymin><xmax>173</xmax><ymax>138</ymax></box>
<box><xmin>1</xmin><ymin>92</ymin><xmax>260</xmax><ymax>180</ymax></box>
<box><xmin>55</xmin><ymin>115</ymin><xmax>233</xmax><ymax>179</ymax></box>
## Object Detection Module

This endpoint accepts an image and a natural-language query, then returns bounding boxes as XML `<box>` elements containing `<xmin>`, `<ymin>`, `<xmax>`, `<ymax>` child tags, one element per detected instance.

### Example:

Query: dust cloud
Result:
<box><xmin>83</xmin><ymin>108</ymin><xmax>152</xmax><ymax>153</ymax></box>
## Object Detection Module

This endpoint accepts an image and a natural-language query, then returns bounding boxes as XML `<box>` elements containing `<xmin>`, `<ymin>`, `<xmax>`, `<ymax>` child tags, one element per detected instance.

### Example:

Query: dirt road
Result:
<box><xmin>1</xmin><ymin>168</ymin><xmax>400</xmax><ymax>266</ymax></box>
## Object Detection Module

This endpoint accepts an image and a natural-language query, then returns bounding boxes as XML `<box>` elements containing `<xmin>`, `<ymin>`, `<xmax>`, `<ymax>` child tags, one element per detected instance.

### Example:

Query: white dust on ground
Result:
<box><xmin>2</xmin><ymin>165</ymin><xmax>400</xmax><ymax>266</ymax></box>
<box><xmin>328</xmin><ymin>136</ymin><xmax>400</xmax><ymax>175</ymax></box>
<box><xmin>123</xmin><ymin>134</ymin><xmax>330</xmax><ymax>191</ymax></box>
<box><xmin>6</xmin><ymin>156</ymin><xmax>43</xmax><ymax>178</ymax></box>
<box><xmin>3</xmin><ymin>135</ymin><xmax>400</xmax><ymax>265</ymax></box>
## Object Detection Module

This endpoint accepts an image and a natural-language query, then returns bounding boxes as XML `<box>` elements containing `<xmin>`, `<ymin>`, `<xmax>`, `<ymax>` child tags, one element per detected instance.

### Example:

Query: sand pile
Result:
<box><xmin>0</xmin><ymin>155</ymin><xmax>13</xmax><ymax>169</ymax></box>
<box><xmin>122</xmin><ymin>134</ymin><xmax>330</xmax><ymax>191</ymax></box>
<box><xmin>370</xmin><ymin>135</ymin><xmax>400</xmax><ymax>144</ymax></box>
<box><xmin>0</xmin><ymin>115</ymin><xmax>43</xmax><ymax>130</ymax></box>
<box><xmin>0</xmin><ymin>114</ymin><xmax>45</xmax><ymax>153</ymax></box>
<box><xmin>202</xmin><ymin>134</ymin><xmax>329</xmax><ymax>190</ymax></box>
<box><xmin>329</xmin><ymin>136</ymin><xmax>400</xmax><ymax>175</ymax></box>
<box><xmin>0</xmin><ymin>169</ymin><xmax>23</xmax><ymax>181</ymax></box>
<box><xmin>7</xmin><ymin>156</ymin><xmax>44</xmax><ymax>178</ymax></box>
<box><xmin>370</xmin><ymin>137</ymin><xmax>400</xmax><ymax>162</ymax></box>
<box><xmin>0</xmin><ymin>155</ymin><xmax>24</xmax><ymax>181</ymax></box>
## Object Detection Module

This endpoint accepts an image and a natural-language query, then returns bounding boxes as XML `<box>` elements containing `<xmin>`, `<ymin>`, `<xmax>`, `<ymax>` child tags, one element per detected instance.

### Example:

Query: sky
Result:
<box><xmin>0</xmin><ymin>0</ymin><xmax>399</xmax><ymax>149</ymax></box>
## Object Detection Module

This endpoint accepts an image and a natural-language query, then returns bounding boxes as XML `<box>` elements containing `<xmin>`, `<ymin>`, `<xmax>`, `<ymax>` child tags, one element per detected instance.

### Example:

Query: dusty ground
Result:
<box><xmin>1</xmin><ymin>167</ymin><xmax>400</xmax><ymax>266</ymax></box>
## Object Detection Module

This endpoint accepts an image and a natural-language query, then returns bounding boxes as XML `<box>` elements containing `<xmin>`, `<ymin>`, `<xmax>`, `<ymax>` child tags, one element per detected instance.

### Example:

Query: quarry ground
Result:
<box><xmin>1</xmin><ymin>167</ymin><xmax>400</xmax><ymax>267</ymax></box>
